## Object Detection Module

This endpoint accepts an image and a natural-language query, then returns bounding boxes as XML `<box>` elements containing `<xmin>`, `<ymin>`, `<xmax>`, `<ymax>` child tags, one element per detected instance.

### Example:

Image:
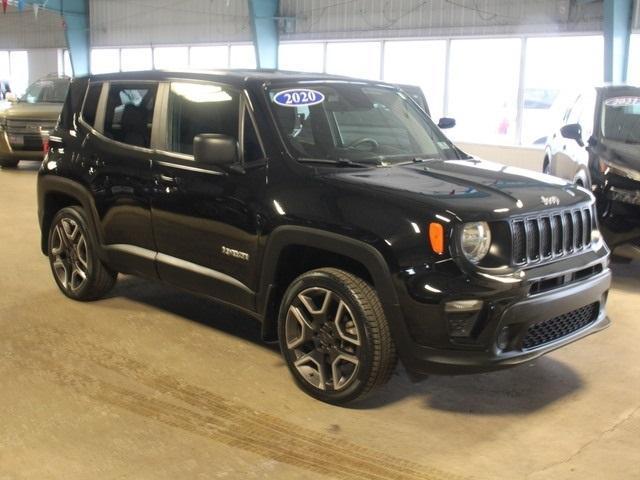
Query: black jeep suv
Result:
<box><xmin>38</xmin><ymin>70</ymin><xmax>611</xmax><ymax>405</ymax></box>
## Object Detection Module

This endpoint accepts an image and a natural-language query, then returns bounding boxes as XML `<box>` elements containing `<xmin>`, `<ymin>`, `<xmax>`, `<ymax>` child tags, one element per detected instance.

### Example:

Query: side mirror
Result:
<box><xmin>438</xmin><ymin>117</ymin><xmax>456</xmax><ymax>129</ymax></box>
<box><xmin>560</xmin><ymin>123</ymin><xmax>584</xmax><ymax>147</ymax></box>
<box><xmin>193</xmin><ymin>134</ymin><xmax>238</xmax><ymax>170</ymax></box>
<box><xmin>5</xmin><ymin>92</ymin><xmax>17</xmax><ymax>103</ymax></box>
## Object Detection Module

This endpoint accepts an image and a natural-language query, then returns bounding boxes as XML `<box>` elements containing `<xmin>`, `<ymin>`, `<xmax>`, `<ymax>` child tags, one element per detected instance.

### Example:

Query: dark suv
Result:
<box><xmin>544</xmin><ymin>85</ymin><xmax>640</xmax><ymax>260</ymax></box>
<box><xmin>38</xmin><ymin>71</ymin><xmax>611</xmax><ymax>405</ymax></box>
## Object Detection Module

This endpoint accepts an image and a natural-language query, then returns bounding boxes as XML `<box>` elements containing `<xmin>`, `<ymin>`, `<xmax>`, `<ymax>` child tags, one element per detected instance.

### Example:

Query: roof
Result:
<box><xmin>84</xmin><ymin>69</ymin><xmax>390</xmax><ymax>88</ymax></box>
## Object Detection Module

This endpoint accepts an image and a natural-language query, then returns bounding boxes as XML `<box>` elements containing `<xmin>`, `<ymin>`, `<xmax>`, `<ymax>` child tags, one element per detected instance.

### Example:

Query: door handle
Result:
<box><xmin>159</xmin><ymin>174</ymin><xmax>177</xmax><ymax>183</ymax></box>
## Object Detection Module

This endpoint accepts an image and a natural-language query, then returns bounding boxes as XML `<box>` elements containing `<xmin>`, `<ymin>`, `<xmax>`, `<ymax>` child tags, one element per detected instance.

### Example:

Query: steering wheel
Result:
<box><xmin>347</xmin><ymin>137</ymin><xmax>379</xmax><ymax>151</ymax></box>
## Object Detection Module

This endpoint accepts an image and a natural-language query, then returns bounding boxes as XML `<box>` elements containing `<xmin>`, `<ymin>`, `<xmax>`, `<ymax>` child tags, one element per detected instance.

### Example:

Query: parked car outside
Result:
<box><xmin>543</xmin><ymin>85</ymin><xmax>640</xmax><ymax>260</ymax></box>
<box><xmin>38</xmin><ymin>71</ymin><xmax>611</xmax><ymax>404</ymax></box>
<box><xmin>0</xmin><ymin>75</ymin><xmax>70</xmax><ymax>168</ymax></box>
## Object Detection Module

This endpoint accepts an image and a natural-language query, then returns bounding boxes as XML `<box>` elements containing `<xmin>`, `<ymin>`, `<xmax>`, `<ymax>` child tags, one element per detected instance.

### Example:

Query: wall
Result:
<box><xmin>457</xmin><ymin>142</ymin><xmax>544</xmax><ymax>171</ymax></box>
<box><xmin>27</xmin><ymin>49</ymin><xmax>59</xmax><ymax>83</ymax></box>
<box><xmin>89</xmin><ymin>0</ymin><xmax>253</xmax><ymax>47</ymax></box>
<box><xmin>279</xmin><ymin>0</ymin><xmax>603</xmax><ymax>41</ymax></box>
<box><xmin>0</xmin><ymin>6</ymin><xmax>65</xmax><ymax>49</ymax></box>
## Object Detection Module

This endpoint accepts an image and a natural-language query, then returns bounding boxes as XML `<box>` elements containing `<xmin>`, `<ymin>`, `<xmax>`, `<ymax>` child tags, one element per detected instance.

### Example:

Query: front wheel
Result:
<box><xmin>48</xmin><ymin>206</ymin><xmax>117</xmax><ymax>301</ymax></box>
<box><xmin>278</xmin><ymin>268</ymin><xmax>397</xmax><ymax>405</ymax></box>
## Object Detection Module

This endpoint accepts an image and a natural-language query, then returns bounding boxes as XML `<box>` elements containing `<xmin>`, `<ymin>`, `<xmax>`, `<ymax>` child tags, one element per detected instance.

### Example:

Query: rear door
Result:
<box><xmin>150</xmin><ymin>80</ymin><xmax>267</xmax><ymax>310</ymax></box>
<box><xmin>82</xmin><ymin>80</ymin><xmax>161</xmax><ymax>277</ymax></box>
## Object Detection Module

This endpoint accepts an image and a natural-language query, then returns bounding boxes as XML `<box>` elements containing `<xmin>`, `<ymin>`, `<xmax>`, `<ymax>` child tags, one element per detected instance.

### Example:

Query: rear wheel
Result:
<box><xmin>0</xmin><ymin>158</ymin><xmax>19</xmax><ymax>168</ymax></box>
<box><xmin>278</xmin><ymin>268</ymin><xmax>397</xmax><ymax>405</ymax></box>
<box><xmin>48</xmin><ymin>206</ymin><xmax>117</xmax><ymax>301</ymax></box>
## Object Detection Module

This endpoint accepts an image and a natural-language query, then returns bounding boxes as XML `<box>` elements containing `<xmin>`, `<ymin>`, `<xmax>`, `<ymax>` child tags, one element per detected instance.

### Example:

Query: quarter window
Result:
<box><xmin>167</xmin><ymin>82</ymin><xmax>239</xmax><ymax>156</ymax></box>
<box><xmin>82</xmin><ymin>83</ymin><xmax>102</xmax><ymax>127</ymax></box>
<box><xmin>103</xmin><ymin>83</ymin><xmax>157</xmax><ymax>148</ymax></box>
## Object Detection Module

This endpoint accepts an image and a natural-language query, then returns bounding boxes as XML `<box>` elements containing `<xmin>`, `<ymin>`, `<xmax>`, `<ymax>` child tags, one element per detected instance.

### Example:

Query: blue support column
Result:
<box><xmin>22</xmin><ymin>0</ymin><xmax>89</xmax><ymax>76</ymax></box>
<box><xmin>603</xmin><ymin>0</ymin><xmax>634</xmax><ymax>83</ymax></box>
<box><xmin>248</xmin><ymin>0</ymin><xmax>279</xmax><ymax>69</ymax></box>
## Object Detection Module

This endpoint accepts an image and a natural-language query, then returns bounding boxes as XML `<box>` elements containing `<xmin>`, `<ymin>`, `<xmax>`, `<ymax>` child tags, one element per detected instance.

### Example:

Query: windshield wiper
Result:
<box><xmin>297</xmin><ymin>158</ymin><xmax>378</xmax><ymax>168</ymax></box>
<box><xmin>393</xmin><ymin>156</ymin><xmax>440</xmax><ymax>166</ymax></box>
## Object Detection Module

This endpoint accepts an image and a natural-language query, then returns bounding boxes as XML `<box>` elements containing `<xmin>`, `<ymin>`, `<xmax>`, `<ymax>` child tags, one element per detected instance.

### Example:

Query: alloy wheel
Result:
<box><xmin>50</xmin><ymin>217</ymin><xmax>89</xmax><ymax>293</ymax></box>
<box><xmin>284</xmin><ymin>287</ymin><xmax>362</xmax><ymax>391</ymax></box>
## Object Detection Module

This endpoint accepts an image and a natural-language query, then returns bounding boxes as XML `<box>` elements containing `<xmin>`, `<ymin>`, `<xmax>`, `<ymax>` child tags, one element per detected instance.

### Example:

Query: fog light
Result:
<box><xmin>445</xmin><ymin>299</ymin><xmax>483</xmax><ymax>313</ymax></box>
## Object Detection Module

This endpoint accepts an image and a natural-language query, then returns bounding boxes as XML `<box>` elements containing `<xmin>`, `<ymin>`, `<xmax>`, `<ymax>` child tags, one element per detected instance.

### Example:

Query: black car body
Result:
<box><xmin>544</xmin><ymin>85</ymin><xmax>640</xmax><ymax>259</ymax></box>
<box><xmin>38</xmin><ymin>70</ymin><xmax>611</xmax><ymax>404</ymax></box>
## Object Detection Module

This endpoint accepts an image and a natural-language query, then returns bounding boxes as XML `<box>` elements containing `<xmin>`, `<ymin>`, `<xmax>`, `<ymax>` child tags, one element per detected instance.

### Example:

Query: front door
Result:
<box><xmin>151</xmin><ymin>81</ymin><xmax>267</xmax><ymax>311</ymax></box>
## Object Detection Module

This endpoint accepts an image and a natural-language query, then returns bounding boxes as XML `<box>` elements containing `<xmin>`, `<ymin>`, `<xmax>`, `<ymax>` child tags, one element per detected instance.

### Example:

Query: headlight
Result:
<box><xmin>599</xmin><ymin>158</ymin><xmax>640</xmax><ymax>182</ymax></box>
<box><xmin>461</xmin><ymin>222</ymin><xmax>491</xmax><ymax>264</ymax></box>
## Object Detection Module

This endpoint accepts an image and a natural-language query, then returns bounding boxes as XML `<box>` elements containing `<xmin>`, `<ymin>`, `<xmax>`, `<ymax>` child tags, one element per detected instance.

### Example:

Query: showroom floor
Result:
<box><xmin>1</xmin><ymin>162</ymin><xmax>639</xmax><ymax>480</ymax></box>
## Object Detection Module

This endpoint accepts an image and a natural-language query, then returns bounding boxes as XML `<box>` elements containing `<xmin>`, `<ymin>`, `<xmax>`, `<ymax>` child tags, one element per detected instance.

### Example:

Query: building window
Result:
<box><xmin>382</xmin><ymin>40</ymin><xmax>447</xmax><ymax>120</ymax></box>
<box><xmin>120</xmin><ymin>48</ymin><xmax>153</xmax><ymax>72</ymax></box>
<box><xmin>447</xmin><ymin>38</ymin><xmax>522</xmax><ymax>145</ymax></box>
<box><xmin>325</xmin><ymin>42</ymin><xmax>381</xmax><ymax>80</ymax></box>
<box><xmin>1</xmin><ymin>50</ymin><xmax>29</xmax><ymax>96</ymax></box>
<box><xmin>229</xmin><ymin>45</ymin><xmax>256</xmax><ymax>69</ymax></box>
<box><xmin>629</xmin><ymin>34</ymin><xmax>639</xmax><ymax>85</ymax></box>
<box><xmin>91</xmin><ymin>49</ymin><xmax>120</xmax><ymax>74</ymax></box>
<box><xmin>521</xmin><ymin>36</ymin><xmax>604</xmax><ymax>145</ymax></box>
<box><xmin>279</xmin><ymin>43</ymin><xmax>324</xmax><ymax>73</ymax></box>
<box><xmin>153</xmin><ymin>46</ymin><xmax>189</xmax><ymax>70</ymax></box>
<box><xmin>190</xmin><ymin>45</ymin><xmax>229</xmax><ymax>69</ymax></box>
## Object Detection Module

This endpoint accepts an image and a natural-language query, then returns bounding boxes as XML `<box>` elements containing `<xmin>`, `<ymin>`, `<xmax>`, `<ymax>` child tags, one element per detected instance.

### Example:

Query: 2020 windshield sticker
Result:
<box><xmin>273</xmin><ymin>89</ymin><xmax>325</xmax><ymax>107</ymax></box>
<box><xmin>604</xmin><ymin>97</ymin><xmax>640</xmax><ymax>108</ymax></box>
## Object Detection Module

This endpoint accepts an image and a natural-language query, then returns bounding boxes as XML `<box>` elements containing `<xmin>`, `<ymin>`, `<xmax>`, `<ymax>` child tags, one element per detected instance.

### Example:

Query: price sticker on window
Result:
<box><xmin>273</xmin><ymin>89</ymin><xmax>325</xmax><ymax>107</ymax></box>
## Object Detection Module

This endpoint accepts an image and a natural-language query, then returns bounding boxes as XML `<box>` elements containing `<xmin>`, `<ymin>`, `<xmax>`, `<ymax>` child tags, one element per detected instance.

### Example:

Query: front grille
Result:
<box><xmin>522</xmin><ymin>303</ymin><xmax>599</xmax><ymax>350</ymax></box>
<box><xmin>6</xmin><ymin>118</ymin><xmax>57</xmax><ymax>135</ymax></box>
<box><xmin>511</xmin><ymin>207</ymin><xmax>593</xmax><ymax>266</ymax></box>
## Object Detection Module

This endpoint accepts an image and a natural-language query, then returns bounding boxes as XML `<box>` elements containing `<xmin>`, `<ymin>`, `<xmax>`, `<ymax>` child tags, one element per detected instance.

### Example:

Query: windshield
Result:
<box><xmin>268</xmin><ymin>82</ymin><xmax>462</xmax><ymax>165</ymax></box>
<box><xmin>601</xmin><ymin>90</ymin><xmax>640</xmax><ymax>144</ymax></box>
<box><xmin>20</xmin><ymin>78</ymin><xmax>69</xmax><ymax>104</ymax></box>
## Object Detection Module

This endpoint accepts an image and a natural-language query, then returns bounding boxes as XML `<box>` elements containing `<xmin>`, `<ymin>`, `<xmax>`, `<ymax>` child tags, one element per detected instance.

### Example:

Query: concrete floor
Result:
<box><xmin>1</xmin><ymin>161</ymin><xmax>639</xmax><ymax>480</ymax></box>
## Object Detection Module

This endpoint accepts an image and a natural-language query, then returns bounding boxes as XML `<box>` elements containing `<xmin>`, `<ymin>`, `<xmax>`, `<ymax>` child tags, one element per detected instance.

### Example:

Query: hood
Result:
<box><xmin>322</xmin><ymin>158</ymin><xmax>591</xmax><ymax>221</ymax></box>
<box><xmin>1</xmin><ymin>102</ymin><xmax>63</xmax><ymax>120</ymax></box>
<box><xmin>598</xmin><ymin>138</ymin><xmax>640</xmax><ymax>173</ymax></box>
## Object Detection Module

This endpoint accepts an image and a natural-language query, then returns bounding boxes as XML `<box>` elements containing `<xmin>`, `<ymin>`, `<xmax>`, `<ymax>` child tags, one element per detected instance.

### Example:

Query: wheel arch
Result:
<box><xmin>257</xmin><ymin>226</ymin><xmax>403</xmax><ymax>343</ymax></box>
<box><xmin>38</xmin><ymin>176</ymin><xmax>104</xmax><ymax>258</ymax></box>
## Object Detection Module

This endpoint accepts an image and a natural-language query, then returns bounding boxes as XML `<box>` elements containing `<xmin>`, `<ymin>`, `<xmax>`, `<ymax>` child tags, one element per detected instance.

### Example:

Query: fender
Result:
<box><xmin>37</xmin><ymin>175</ymin><xmax>106</xmax><ymax>261</ymax></box>
<box><xmin>256</xmin><ymin>226</ymin><xmax>411</xmax><ymax>355</ymax></box>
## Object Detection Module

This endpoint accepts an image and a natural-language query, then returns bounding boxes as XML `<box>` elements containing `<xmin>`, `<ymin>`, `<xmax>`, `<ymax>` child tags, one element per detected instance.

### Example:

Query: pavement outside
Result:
<box><xmin>1</xmin><ymin>161</ymin><xmax>639</xmax><ymax>480</ymax></box>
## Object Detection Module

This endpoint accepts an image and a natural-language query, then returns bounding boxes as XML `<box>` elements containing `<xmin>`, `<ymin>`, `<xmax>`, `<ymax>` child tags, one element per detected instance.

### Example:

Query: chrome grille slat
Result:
<box><xmin>511</xmin><ymin>207</ymin><xmax>593</xmax><ymax>267</ymax></box>
<box><xmin>6</xmin><ymin>119</ymin><xmax>57</xmax><ymax>135</ymax></box>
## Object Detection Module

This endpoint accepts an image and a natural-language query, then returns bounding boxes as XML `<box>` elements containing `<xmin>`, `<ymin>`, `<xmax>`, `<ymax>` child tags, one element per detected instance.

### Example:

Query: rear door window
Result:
<box><xmin>104</xmin><ymin>83</ymin><xmax>158</xmax><ymax>148</ymax></box>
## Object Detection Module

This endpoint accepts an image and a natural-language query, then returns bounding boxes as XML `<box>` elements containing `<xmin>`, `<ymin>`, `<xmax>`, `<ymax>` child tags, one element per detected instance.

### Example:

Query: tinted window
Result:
<box><xmin>243</xmin><ymin>110</ymin><xmax>264</xmax><ymax>163</ymax></box>
<box><xmin>167</xmin><ymin>82</ymin><xmax>239</xmax><ymax>156</ymax></box>
<box><xmin>82</xmin><ymin>83</ymin><xmax>102</xmax><ymax>127</ymax></box>
<box><xmin>104</xmin><ymin>83</ymin><xmax>157</xmax><ymax>148</ymax></box>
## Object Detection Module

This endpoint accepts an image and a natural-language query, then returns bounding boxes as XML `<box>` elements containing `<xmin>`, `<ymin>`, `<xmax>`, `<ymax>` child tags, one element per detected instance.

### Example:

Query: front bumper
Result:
<box><xmin>390</xmin><ymin>251</ymin><xmax>611</xmax><ymax>375</ymax></box>
<box><xmin>0</xmin><ymin>130</ymin><xmax>46</xmax><ymax>160</ymax></box>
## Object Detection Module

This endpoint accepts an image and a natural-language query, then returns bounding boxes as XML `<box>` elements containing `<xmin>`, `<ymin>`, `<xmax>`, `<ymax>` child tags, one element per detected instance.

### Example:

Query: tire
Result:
<box><xmin>47</xmin><ymin>206</ymin><xmax>117</xmax><ymax>301</ymax></box>
<box><xmin>0</xmin><ymin>158</ymin><xmax>19</xmax><ymax>168</ymax></box>
<box><xmin>278</xmin><ymin>268</ymin><xmax>397</xmax><ymax>405</ymax></box>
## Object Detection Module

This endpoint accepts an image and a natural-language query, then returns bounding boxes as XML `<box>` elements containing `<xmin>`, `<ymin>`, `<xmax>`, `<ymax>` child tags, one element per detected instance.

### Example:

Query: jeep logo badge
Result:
<box><xmin>540</xmin><ymin>195</ymin><xmax>560</xmax><ymax>206</ymax></box>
